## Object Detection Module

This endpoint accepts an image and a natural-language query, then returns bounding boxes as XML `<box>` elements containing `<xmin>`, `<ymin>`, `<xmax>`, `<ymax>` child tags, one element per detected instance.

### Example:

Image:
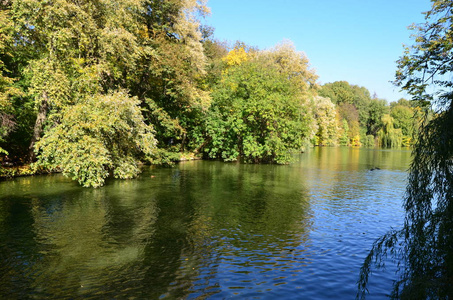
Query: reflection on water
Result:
<box><xmin>0</xmin><ymin>147</ymin><xmax>411</xmax><ymax>299</ymax></box>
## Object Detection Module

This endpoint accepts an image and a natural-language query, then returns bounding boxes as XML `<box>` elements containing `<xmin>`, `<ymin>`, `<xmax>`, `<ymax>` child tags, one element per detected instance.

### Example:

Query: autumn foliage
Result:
<box><xmin>0</xmin><ymin>0</ymin><xmax>419</xmax><ymax>186</ymax></box>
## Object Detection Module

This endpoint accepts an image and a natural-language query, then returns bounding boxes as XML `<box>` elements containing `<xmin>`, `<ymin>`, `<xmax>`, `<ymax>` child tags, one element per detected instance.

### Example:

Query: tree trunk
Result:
<box><xmin>28</xmin><ymin>92</ymin><xmax>49</xmax><ymax>162</ymax></box>
<box><xmin>193</xmin><ymin>137</ymin><xmax>210</xmax><ymax>154</ymax></box>
<box><xmin>180</xmin><ymin>132</ymin><xmax>186</xmax><ymax>152</ymax></box>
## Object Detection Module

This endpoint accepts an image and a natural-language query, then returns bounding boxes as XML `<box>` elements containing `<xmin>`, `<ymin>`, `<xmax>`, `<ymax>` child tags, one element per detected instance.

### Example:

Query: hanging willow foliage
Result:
<box><xmin>359</xmin><ymin>0</ymin><xmax>453</xmax><ymax>298</ymax></box>
<box><xmin>358</xmin><ymin>103</ymin><xmax>453</xmax><ymax>299</ymax></box>
<box><xmin>377</xmin><ymin>114</ymin><xmax>403</xmax><ymax>148</ymax></box>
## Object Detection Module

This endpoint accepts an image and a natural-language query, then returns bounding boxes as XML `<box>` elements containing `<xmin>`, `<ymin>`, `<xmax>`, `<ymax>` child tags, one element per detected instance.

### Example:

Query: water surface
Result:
<box><xmin>0</xmin><ymin>147</ymin><xmax>411</xmax><ymax>299</ymax></box>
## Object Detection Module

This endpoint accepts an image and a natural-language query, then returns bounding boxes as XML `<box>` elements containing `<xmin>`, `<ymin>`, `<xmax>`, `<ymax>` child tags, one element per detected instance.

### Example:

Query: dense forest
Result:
<box><xmin>0</xmin><ymin>0</ymin><xmax>421</xmax><ymax>187</ymax></box>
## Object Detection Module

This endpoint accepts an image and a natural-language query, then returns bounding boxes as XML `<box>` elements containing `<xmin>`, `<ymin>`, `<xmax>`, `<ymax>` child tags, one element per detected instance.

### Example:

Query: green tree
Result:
<box><xmin>8</xmin><ymin>0</ymin><xmax>158</xmax><ymax>185</ymax></box>
<box><xmin>376</xmin><ymin>114</ymin><xmax>403</xmax><ymax>148</ymax></box>
<box><xmin>0</xmin><ymin>2</ymin><xmax>34</xmax><ymax>160</ymax></box>
<box><xmin>0</xmin><ymin>6</ymin><xmax>16</xmax><ymax>156</ymax></box>
<box><xmin>351</xmin><ymin>85</ymin><xmax>372</xmax><ymax>126</ymax></box>
<box><xmin>359</xmin><ymin>1</ymin><xmax>453</xmax><ymax>298</ymax></box>
<box><xmin>320</xmin><ymin>81</ymin><xmax>381</xmax><ymax>145</ymax></box>
<box><xmin>338</xmin><ymin>102</ymin><xmax>360</xmax><ymax>145</ymax></box>
<box><xmin>390</xmin><ymin>98</ymin><xmax>412</xmax><ymax>109</ymax></box>
<box><xmin>200</xmin><ymin>25</ymin><xmax>228</xmax><ymax>88</ymax></box>
<box><xmin>35</xmin><ymin>91</ymin><xmax>156</xmax><ymax>188</ymax></box>
<box><xmin>136</xmin><ymin>0</ymin><xmax>210</xmax><ymax>156</ymax></box>
<box><xmin>365</xmin><ymin>98</ymin><xmax>388</xmax><ymax>136</ymax></box>
<box><xmin>390</xmin><ymin>105</ymin><xmax>414</xmax><ymax>136</ymax></box>
<box><xmin>339</xmin><ymin>119</ymin><xmax>350</xmax><ymax>146</ymax></box>
<box><xmin>391</xmin><ymin>104</ymin><xmax>416</xmax><ymax>145</ymax></box>
<box><xmin>11</xmin><ymin>0</ymin><xmax>147</xmax><ymax>159</ymax></box>
<box><xmin>205</xmin><ymin>51</ymin><xmax>313</xmax><ymax>163</ymax></box>
<box><xmin>2</xmin><ymin>0</ymin><xmax>211</xmax><ymax>182</ymax></box>
<box><xmin>319</xmin><ymin>81</ymin><xmax>372</xmax><ymax>125</ymax></box>
<box><xmin>320</xmin><ymin>81</ymin><xmax>355</xmax><ymax>105</ymax></box>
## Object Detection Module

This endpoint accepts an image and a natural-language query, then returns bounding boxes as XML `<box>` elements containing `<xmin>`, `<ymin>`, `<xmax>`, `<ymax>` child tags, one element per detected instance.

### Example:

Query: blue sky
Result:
<box><xmin>205</xmin><ymin>0</ymin><xmax>433</xmax><ymax>103</ymax></box>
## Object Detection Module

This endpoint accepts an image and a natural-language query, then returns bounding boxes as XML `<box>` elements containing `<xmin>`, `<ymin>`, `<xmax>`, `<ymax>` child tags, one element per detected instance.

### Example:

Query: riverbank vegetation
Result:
<box><xmin>1</xmin><ymin>0</ymin><xmax>421</xmax><ymax>186</ymax></box>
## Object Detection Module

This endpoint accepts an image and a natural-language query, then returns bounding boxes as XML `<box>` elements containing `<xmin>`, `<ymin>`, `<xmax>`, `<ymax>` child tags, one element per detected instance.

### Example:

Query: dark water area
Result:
<box><xmin>0</xmin><ymin>147</ymin><xmax>411</xmax><ymax>299</ymax></box>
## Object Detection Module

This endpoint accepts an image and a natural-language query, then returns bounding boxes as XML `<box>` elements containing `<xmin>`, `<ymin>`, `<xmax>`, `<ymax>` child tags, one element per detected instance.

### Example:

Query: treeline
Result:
<box><xmin>0</xmin><ymin>0</ymin><xmax>420</xmax><ymax>187</ymax></box>
<box><xmin>318</xmin><ymin>81</ymin><xmax>424</xmax><ymax>148</ymax></box>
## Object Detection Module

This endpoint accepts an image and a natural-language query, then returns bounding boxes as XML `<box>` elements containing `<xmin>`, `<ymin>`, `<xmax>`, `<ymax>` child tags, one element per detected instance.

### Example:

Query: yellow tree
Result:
<box><xmin>222</xmin><ymin>46</ymin><xmax>250</xmax><ymax>67</ymax></box>
<box><xmin>312</xmin><ymin>96</ymin><xmax>338</xmax><ymax>146</ymax></box>
<box><xmin>261</xmin><ymin>40</ymin><xmax>318</xmax><ymax>95</ymax></box>
<box><xmin>0</xmin><ymin>6</ymin><xmax>21</xmax><ymax>156</ymax></box>
<box><xmin>11</xmin><ymin>0</ymin><xmax>157</xmax><ymax>186</ymax></box>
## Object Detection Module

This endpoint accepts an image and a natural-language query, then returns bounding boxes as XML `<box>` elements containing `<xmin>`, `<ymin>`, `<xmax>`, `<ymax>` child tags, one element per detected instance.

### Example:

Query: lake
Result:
<box><xmin>0</xmin><ymin>147</ymin><xmax>411</xmax><ymax>299</ymax></box>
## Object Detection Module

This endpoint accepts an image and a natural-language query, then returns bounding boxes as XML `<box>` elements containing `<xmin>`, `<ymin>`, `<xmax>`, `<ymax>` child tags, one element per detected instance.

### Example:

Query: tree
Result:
<box><xmin>203</xmin><ymin>41</ymin><xmax>317</xmax><ymax>163</ymax></box>
<box><xmin>338</xmin><ymin>102</ymin><xmax>360</xmax><ymax>145</ymax></box>
<box><xmin>339</xmin><ymin>119</ymin><xmax>349</xmax><ymax>146</ymax></box>
<box><xmin>359</xmin><ymin>1</ymin><xmax>453</xmax><ymax>298</ymax></box>
<box><xmin>320</xmin><ymin>81</ymin><xmax>355</xmax><ymax>105</ymax></box>
<box><xmin>365</xmin><ymin>98</ymin><xmax>388</xmax><ymax>136</ymax></box>
<box><xmin>11</xmin><ymin>0</ymin><xmax>148</xmax><ymax>160</ymax></box>
<box><xmin>137</xmin><ymin>0</ymin><xmax>210</xmax><ymax>156</ymax></box>
<box><xmin>35</xmin><ymin>91</ymin><xmax>156</xmax><ymax>188</ymax></box>
<box><xmin>205</xmin><ymin>44</ymin><xmax>315</xmax><ymax>164</ymax></box>
<box><xmin>391</xmin><ymin>104</ymin><xmax>416</xmax><ymax>145</ymax></box>
<box><xmin>2</xmin><ymin>0</ymin><xmax>211</xmax><ymax>182</ymax></box>
<box><xmin>390</xmin><ymin>98</ymin><xmax>412</xmax><ymax>109</ymax></box>
<box><xmin>312</xmin><ymin>96</ymin><xmax>338</xmax><ymax>146</ymax></box>
<box><xmin>0</xmin><ymin>6</ymin><xmax>16</xmax><ymax>156</ymax></box>
<box><xmin>261</xmin><ymin>40</ymin><xmax>318</xmax><ymax>95</ymax></box>
<box><xmin>200</xmin><ymin>25</ymin><xmax>228</xmax><ymax>88</ymax></box>
<box><xmin>7</xmin><ymin>0</ymin><xmax>159</xmax><ymax>184</ymax></box>
<box><xmin>376</xmin><ymin>114</ymin><xmax>403</xmax><ymax>148</ymax></box>
<box><xmin>320</xmin><ymin>81</ymin><xmax>381</xmax><ymax>145</ymax></box>
<box><xmin>222</xmin><ymin>45</ymin><xmax>250</xmax><ymax>67</ymax></box>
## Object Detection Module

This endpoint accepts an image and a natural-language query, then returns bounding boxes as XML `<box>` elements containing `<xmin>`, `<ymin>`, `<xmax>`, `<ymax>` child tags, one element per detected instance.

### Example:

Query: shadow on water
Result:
<box><xmin>140</xmin><ymin>162</ymin><xmax>313</xmax><ymax>299</ymax></box>
<box><xmin>0</xmin><ymin>160</ymin><xmax>313</xmax><ymax>299</ymax></box>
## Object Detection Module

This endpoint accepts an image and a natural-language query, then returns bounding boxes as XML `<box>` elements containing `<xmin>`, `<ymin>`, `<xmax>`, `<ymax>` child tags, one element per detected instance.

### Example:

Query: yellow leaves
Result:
<box><xmin>222</xmin><ymin>47</ymin><xmax>250</xmax><ymax>67</ymax></box>
<box><xmin>227</xmin><ymin>80</ymin><xmax>239</xmax><ymax>93</ymax></box>
<box><xmin>173</xmin><ymin>0</ymin><xmax>209</xmax><ymax>73</ymax></box>
<box><xmin>35</xmin><ymin>90</ymin><xmax>157</xmax><ymax>187</ymax></box>
<box><xmin>138</xmin><ymin>24</ymin><xmax>150</xmax><ymax>39</ymax></box>
<box><xmin>261</xmin><ymin>40</ymin><xmax>318</xmax><ymax>92</ymax></box>
<box><xmin>350</xmin><ymin>135</ymin><xmax>361</xmax><ymax>147</ymax></box>
<box><xmin>402</xmin><ymin>136</ymin><xmax>413</xmax><ymax>147</ymax></box>
<box><xmin>312</xmin><ymin>96</ymin><xmax>338</xmax><ymax>146</ymax></box>
<box><xmin>0</xmin><ymin>9</ymin><xmax>21</xmax><ymax>116</ymax></box>
<box><xmin>27</xmin><ymin>59</ymin><xmax>72</xmax><ymax>109</ymax></box>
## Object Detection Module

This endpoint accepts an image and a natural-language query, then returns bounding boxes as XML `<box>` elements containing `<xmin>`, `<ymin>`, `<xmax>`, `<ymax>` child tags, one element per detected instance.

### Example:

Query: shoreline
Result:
<box><xmin>0</xmin><ymin>152</ymin><xmax>204</xmax><ymax>181</ymax></box>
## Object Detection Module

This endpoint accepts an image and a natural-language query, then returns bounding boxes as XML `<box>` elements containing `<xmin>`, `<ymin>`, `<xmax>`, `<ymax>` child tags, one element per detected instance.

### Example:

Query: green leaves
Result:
<box><xmin>1</xmin><ymin>0</ymin><xmax>213</xmax><ymax>184</ymax></box>
<box><xmin>206</xmin><ymin>56</ymin><xmax>313</xmax><ymax>164</ymax></box>
<box><xmin>0</xmin><ymin>7</ymin><xmax>22</xmax><ymax>158</ymax></box>
<box><xmin>35</xmin><ymin>91</ymin><xmax>156</xmax><ymax>187</ymax></box>
<box><xmin>395</xmin><ymin>0</ymin><xmax>453</xmax><ymax>103</ymax></box>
